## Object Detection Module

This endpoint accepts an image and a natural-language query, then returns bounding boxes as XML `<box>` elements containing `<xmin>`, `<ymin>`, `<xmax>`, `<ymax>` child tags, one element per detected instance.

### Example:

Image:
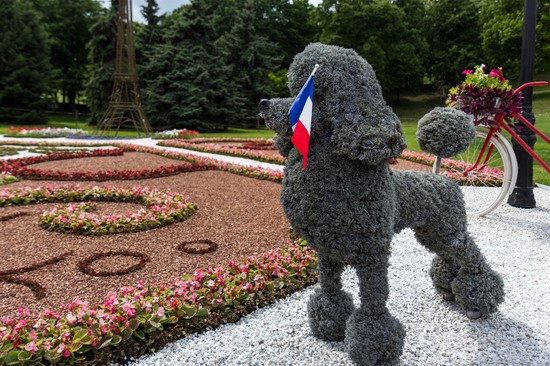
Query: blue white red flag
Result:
<box><xmin>289</xmin><ymin>64</ymin><xmax>319</xmax><ymax>169</ymax></box>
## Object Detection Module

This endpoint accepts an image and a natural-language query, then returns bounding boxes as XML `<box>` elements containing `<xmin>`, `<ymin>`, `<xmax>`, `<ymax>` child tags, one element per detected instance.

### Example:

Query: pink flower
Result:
<box><xmin>24</xmin><ymin>341</ymin><xmax>38</xmax><ymax>353</ymax></box>
<box><xmin>461</xmin><ymin>69</ymin><xmax>474</xmax><ymax>75</ymax></box>
<box><xmin>121</xmin><ymin>302</ymin><xmax>136</xmax><ymax>316</ymax></box>
<box><xmin>66</xmin><ymin>313</ymin><xmax>77</xmax><ymax>324</ymax></box>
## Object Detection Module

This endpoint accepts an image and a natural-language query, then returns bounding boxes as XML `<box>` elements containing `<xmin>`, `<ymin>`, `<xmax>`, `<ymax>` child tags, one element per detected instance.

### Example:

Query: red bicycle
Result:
<box><xmin>433</xmin><ymin>81</ymin><xmax>549</xmax><ymax>216</ymax></box>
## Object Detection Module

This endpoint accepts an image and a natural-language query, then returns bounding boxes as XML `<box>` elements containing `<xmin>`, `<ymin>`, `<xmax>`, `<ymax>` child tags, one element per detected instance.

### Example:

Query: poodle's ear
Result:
<box><xmin>330</xmin><ymin>110</ymin><xmax>406</xmax><ymax>165</ymax></box>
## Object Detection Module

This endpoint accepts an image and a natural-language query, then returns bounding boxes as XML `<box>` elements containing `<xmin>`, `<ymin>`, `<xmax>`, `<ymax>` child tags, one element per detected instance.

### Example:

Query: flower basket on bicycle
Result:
<box><xmin>447</xmin><ymin>65</ymin><xmax>523</xmax><ymax>128</ymax></box>
<box><xmin>439</xmin><ymin>64</ymin><xmax>549</xmax><ymax>216</ymax></box>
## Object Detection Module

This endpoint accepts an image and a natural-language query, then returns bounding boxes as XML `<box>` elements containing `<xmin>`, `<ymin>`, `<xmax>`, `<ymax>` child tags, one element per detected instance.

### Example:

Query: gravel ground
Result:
<box><xmin>125</xmin><ymin>187</ymin><xmax>550</xmax><ymax>366</ymax></box>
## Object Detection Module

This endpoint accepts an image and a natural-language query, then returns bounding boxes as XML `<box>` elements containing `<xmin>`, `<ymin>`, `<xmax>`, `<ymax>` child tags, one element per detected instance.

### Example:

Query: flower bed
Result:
<box><xmin>120</xmin><ymin>144</ymin><xmax>284</xmax><ymax>183</ymax></box>
<box><xmin>5</xmin><ymin>127</ymin><xmax>89</xmax><ymax>138</ymax></box>
<box><xmin>65</xmin><ymin>134</ymin><xmax>136</xmax><ymax>140</ymax></box>
<box><xmin>153</xmin><ymin>129</ymin><xmax>201</xmax><ymax>139</ymax></box>
<box><xmin>400</xmin><ymin>150</ymin><xmax>503</xmax><ymax>186</ymax></box>
<box><xmin>0</xmin><ymin>142</ymin><xmax>284</xmax><ymax>183</ymax></box>
<box><xmin>0</xmin><ymin>140</ymin><xmax>111</xmax><ymax>148</ymax></box>
<box><xmin>158</xmin><ymin>138</ymin><xmax>286</xmax><ymax>165</ymax></box>
<box><xmin>0</xmin><ymin>147</ymin><xmax>22</xmax><ymax>157</ymax></box>
<box><xmin>0</xmin><ymin>139</ymin><xmax>309</xmax><ymax>364</ymax></box>
<box><xmin>0</xmin><ymin>185</ymin><xmax>197</xmax><ymax>236</ymax></box>
<box><xmin>0</xmin><ymin>148</ymin><xmax>210</xmax><ymax>182</ymax></box>
<box><xmin>0</xmin><ymin>241</ymin><xmax>316</xmax><ymax>365</ymax></box>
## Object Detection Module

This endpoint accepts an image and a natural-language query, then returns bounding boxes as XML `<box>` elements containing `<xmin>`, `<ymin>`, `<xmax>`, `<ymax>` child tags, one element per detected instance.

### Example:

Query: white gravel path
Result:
<box><xmin>2</xmin><ymin>136</ymin><xmax>549</xmax><ymax>365</ymax></box>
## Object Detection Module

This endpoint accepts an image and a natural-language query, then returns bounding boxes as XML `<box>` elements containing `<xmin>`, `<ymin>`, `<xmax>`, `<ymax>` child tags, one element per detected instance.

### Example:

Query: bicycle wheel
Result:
<box><xmin>433</xmin><ymin>130</ymin><xmax>517</xmax><ymax>216</ymax></box>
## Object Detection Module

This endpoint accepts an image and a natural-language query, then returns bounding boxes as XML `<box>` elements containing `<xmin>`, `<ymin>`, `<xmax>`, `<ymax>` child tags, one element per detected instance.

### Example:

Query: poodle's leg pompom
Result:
<box><xmin>345</xmin><ymin>260</ymin><xmax>405</xmax><ymax>365</ymax></box>
<box><xmin>450</xmin><ymin>234</ymin><xmax>505</xmax><ymax>318</ymax></box>
<box><xmin>345</xmin><ymin>310</ymin><xmax>405</xmax><ymax>366</ymax></box>
<box><xmin>307</xmin><ymin>254</ymin><xmax>354</xmax><ymax>341</ymax></box>
<box><xmin>429</xmin><ymin>256</ymin><xmax>461</xmax><ymax>301</ymax></box>
<box><xmin>451</xmin><ymin>264</ymin><xmax>504</xmax><ymax>319</ymax></box>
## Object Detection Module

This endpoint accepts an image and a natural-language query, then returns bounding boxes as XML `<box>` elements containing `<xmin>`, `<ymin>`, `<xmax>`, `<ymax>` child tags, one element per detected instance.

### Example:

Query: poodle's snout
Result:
<box><xmin>258</xmin><ymin>99</ymin><xmax>271</xmax><ymax>110</ymax></box>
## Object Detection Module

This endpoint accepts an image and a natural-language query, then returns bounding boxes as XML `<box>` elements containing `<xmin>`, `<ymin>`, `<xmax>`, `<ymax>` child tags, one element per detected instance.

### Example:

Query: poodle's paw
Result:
<box><xmin>307</xmin><ymin>288</ymin><xmax>355</xmax><ymax>341</ymax></box>
<box><xmin>451</xmin><ymin>266</ymin><xmax>504</xmax><ymax>317</ymax></box>
<box><xmin>345</xmin><ymin>310</ymin><xmax>405</xmax><ymax>366</ymax></box>
<box><xmin>429</xmin><ymin>256</ymin><xmax>460</xmax><ymax>299</ymax></box>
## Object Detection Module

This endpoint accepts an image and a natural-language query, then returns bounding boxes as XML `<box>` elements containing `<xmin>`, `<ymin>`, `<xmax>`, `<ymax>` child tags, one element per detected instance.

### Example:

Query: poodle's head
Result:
<box><xmin>287</xmin><ymin>43</ymin><xmax>380</xmax><ymax>106</ymax></box>
<box><xmin>262</xmin><ymin>43</ymin><xmax>406</xmax><ymax>166</ymax></box>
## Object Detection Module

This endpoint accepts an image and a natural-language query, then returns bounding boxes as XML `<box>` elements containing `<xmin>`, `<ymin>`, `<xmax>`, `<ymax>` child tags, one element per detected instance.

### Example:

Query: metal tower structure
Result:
<box><xmin>96</xmin><ymin>0</ymin><xmax>151</xmax><ymax>136</ymax></box>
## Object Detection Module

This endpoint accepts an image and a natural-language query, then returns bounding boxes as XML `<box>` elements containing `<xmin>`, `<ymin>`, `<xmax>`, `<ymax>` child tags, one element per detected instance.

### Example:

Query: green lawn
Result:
<box><xmin>1</xmin><ymin>86</ymin><xmax>549</xmax><ymax>184</ymax></box>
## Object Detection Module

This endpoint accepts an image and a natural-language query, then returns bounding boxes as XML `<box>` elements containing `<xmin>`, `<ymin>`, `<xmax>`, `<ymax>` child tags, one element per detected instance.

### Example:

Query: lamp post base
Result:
<box><xmin>507</xmin><ymin>187</ymin><xmax>536</xmax><ymax>208</ymax></box>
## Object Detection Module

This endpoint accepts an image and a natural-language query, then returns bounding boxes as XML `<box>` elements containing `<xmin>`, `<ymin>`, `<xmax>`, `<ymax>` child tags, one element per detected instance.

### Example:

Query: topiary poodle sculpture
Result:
<box><xmin>259</xmin><ymin>43</ymin><xmax>504</xmax><ymax>366</ymax></box>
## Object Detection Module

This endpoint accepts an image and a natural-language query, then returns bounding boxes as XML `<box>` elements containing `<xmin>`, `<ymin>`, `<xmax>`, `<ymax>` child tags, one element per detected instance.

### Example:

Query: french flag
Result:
<box><xmin>289</xmin><ymin>64</ymin><xmax>319</xmax><ymax>169</ymax></box>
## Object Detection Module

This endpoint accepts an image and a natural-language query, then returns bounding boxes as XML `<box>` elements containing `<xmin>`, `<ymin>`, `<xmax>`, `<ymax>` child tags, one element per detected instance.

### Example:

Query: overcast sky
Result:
<box><xmin>131</xmin><ymin>0</ymin><xmax>323</xmax><ymax>23</ymax></box>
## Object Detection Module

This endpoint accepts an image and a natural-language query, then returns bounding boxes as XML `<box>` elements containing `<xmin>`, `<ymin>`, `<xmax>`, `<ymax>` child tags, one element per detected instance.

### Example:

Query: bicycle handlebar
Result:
<box><xmin>514</xmin><ymin>81</ymin><xmax>549</xmax><ymax>93</ymax></box>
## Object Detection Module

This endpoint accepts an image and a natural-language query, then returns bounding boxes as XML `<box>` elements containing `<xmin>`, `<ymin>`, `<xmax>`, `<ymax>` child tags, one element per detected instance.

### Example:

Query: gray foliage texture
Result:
<box><xmin>416</xmin><ymin>107</ymin><xmax>476</xmax><ymax>158</ymax></box>
<box><xmin>261</xmin><ymin>43</ymin><xmax>504</xmax><ymax>366</ymax></box>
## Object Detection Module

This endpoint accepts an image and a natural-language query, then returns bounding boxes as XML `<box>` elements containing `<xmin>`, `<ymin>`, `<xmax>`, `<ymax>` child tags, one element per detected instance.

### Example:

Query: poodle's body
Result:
<box><xmin>283</xmin><ymin>144</ymin><xmax>465</xmax><ymax>264</ymax></box>
<box><xmin>261</xmin><ymin>43</ymin><xmax>504</xmax><ymax>366</ymax></box>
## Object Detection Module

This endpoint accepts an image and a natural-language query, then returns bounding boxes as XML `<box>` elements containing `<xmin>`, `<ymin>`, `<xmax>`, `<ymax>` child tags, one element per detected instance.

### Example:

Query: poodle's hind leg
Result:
<box><xmin>345</xmin><ymin>256</ymin><xmax>405</xmax><ymax>366</ymax></box>
<box><xmin>415</xmin><ymin>227</ymin><xmax>504</xmax><ymax>319</ymax></box>
<box><xmin>430</xmin><ymin>256</ymin><xmax>460</xmax><ymax>301</ymax></box>
<box><xmin>415</xmin><ymin>228</ymin><xmax>460</xmax><ymax>301</ymax></box>
<box><xmin>307</xmin><ymin>254</ymin><xmax>355</xmax><ymax>341</ymax></box>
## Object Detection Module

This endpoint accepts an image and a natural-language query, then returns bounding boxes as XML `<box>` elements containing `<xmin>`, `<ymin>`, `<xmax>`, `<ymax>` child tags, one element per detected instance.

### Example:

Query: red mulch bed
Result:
<box><xmin>0</xmin><ymin>152</ymin><xmax>290</xmax><ymax>317</ymax></box>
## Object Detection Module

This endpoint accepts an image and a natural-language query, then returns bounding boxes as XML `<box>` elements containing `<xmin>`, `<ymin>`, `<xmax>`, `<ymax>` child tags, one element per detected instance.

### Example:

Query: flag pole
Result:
<box><xmin>312</xmin><ymin>64</ymin><xmax>320</xmax><ymax>76</ymax></box>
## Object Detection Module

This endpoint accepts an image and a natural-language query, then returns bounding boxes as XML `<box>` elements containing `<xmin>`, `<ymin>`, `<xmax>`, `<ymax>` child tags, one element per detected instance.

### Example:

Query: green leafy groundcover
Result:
<box><xmin>0</xmin><ymin>175</ymin><xmax>18</xmax><ymax>186</ymax></box>
<box><xmin>0</xmin><ymin>241</ymin><xmax>317</xmax><ymax>365</ymax></box>
<box><xmin>0</xmin><ymin>185</ymin><xmax>197</xmax><ymax>236</ymax></box>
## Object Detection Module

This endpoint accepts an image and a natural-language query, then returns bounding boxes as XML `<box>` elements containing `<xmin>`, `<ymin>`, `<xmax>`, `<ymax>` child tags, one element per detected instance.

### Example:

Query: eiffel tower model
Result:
<box><xmin>96</xmin><ymin>0</ymin><xmax>151</xmax><ymax>136</ymax></box>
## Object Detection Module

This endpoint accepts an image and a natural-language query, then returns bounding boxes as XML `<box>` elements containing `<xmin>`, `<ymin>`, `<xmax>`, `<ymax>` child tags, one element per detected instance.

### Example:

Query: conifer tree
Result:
<box><xmin>214</xmin><ymin>0</ymin><xmax>280</xmax><ymax>120</ymax></box>
<box><xmin>142</xmin><ymin>0</ymin><xmax>242</xmax><ymax>131</ymax></box>
<box><xmin>84</xmin><ymin>1</ymin><xmax>117</xmax><ymax>125</ymax></box>
<box><xmin>136</xmin><ymin>0</ymin><xmax>162</xmax><ymax>92</ymax></box>
<box><xmin>0</xmin><ymin>0</ymin><xmax>54</xmax><ymax>123</ymax></box>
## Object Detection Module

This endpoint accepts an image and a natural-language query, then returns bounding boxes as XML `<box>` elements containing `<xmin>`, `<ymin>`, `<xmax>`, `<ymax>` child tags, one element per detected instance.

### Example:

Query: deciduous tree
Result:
<box><xmin>31</xmin><ymin>0</ymin><xmax>101</xmax><ymax>110</ymax></box>
<box><xmin>0</xmin><ymin>0</ymin><xmax>54</xmax><ymax>123</ymax></box>
<box><xmin>424</xmin><ymin>0</ymin><xmax>482</xmax><ymax>87</ymax></box>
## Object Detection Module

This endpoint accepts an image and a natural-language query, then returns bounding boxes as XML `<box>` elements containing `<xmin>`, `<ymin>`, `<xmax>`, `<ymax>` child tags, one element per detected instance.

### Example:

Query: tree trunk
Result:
<box><xmin>395</xmin><ymin>87</ymin><xmax>401</xmax><ymax>105</ymax></box>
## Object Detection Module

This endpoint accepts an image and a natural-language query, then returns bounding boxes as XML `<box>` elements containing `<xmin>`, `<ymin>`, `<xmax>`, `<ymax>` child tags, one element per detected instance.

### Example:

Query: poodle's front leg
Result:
<box><xmin>346</xmin><ymin>256</ymin><xmax>405</xmax><ymax>366</ymax></box>
<box><xmin>307</xmin><ymin>253</ymin><xmax>355</xmax><ymax>341</ymax></box>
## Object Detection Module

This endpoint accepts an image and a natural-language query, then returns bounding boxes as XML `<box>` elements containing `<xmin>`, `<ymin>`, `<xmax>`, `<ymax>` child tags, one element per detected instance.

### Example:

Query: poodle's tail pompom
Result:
<box><xmin>416</xmin><ymin>107</ymin><xmax>476</xmax><ymax>158</ymax></box>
